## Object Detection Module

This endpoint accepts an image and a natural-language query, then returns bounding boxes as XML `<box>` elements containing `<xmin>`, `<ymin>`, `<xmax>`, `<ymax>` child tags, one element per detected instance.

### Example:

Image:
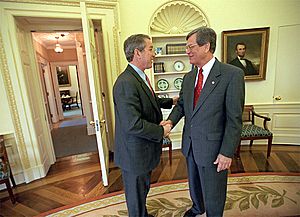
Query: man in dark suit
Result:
<box><xmin>162</xmin><ymin>27</ymin><xmax>245</xmax><ymax>216</ymax></box>
<box><xmin>229</xmin><ymin>42</ymin><xmax>258</xmax><ymax>75</ymax></box>
<box><xmin>113</xmin><ymin>34</ymin><xmax>175</xmax><ymax>217</ymax></box>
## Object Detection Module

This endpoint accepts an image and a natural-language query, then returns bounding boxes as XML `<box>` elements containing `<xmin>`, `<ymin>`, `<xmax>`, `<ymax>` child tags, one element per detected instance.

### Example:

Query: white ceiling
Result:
<box><xmin>32</xmin><ymin>32</ymin><xmax>77</xmax><ymax>49</ymax></box>
<box><xmin>16</xmin><ymin>16</ymin><xmax>83</xmax><ymax>49</ymax></box>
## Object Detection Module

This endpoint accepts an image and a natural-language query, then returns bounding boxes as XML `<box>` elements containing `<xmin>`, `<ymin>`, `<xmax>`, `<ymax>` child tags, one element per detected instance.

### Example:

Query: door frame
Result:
<box><xmin>0</xmin><ymin>1</ymin><xmax>120</xmax><ymax>183</ymax></box>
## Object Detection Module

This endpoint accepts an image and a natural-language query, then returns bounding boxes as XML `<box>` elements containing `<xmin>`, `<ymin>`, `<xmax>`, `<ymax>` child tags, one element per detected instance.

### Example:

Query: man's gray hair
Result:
<box><xmin>186</xmin><ymin>27</ymin><xmax>216</xmax><ymax>53</ymax></box>
<box><xmin>124</xmin><ymin>34</ymin><xmax>150</xmax><ymax>62</ymax></box>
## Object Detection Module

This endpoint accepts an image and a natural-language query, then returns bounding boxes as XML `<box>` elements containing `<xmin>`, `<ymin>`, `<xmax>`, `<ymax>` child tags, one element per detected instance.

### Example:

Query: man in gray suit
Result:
<box><xmin>113</xmin><ymin>34</ymin><xmax>174</xmax><ymax>217</ymax></box>
<box><xmin>162</xmin><ymin>27</ymin><xmax>245</xmax><ymax>216</ymax></box>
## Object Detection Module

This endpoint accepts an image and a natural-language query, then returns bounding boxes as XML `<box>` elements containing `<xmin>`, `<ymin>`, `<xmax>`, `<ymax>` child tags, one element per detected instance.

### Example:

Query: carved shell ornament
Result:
<box><xmin>149</xmin><ymin>1</ymin><xmax>209</xmax><ymax>35</ymax></box>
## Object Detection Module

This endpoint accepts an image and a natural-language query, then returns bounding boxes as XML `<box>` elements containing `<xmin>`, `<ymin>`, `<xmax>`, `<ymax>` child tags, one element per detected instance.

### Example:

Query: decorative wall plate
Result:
<box><xmin>157</xmin><ymin>79</ymin><xmax>169</xmax><ymax>91</ymax></box>
<box><xmin>174</xmin><ymin>77</ymin><xmax>183</xmax><ymax>90</ymax></box>
<box><xmin>174</xmin><ymin>60</ymin><xmax>185</xmax><ymax>71</ymax></box>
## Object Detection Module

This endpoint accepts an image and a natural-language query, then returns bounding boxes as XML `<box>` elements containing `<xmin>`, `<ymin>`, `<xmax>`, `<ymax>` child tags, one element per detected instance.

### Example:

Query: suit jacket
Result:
<box><xmin>113</xmin><ymin>65</ymin><xmax>173</xmax><ymax>174</ymax></box>
<box><xmin>229</xmin><ymin>57</ymin><xmax>257</xmax><ymax>76</ymax></box>
<box><xmin>168</xmin><ymin>59</ymin><xmax>245</xmax><ymax>166</ymax></box>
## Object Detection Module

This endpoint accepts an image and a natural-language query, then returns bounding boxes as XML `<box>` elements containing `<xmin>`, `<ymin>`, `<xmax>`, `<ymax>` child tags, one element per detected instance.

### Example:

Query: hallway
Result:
<box><xmin>51</xmin><ymin>105</ymin><xmax>97</xmax><ymax>158</ymax></box>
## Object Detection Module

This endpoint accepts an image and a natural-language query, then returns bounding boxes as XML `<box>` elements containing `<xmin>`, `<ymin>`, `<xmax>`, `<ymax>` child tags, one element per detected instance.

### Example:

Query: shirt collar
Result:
<box><xmin>202</xmin><ymin>57</ymin><xmax>216</xmax><ymax>77</ymax></box>
<box><xmin>129</xmin><ymin>63</ymin><xmax>146</xmax><ymax>81</ymax></box>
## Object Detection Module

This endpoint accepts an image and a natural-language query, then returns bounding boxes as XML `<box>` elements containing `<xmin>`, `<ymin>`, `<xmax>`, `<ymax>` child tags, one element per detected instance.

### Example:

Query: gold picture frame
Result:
<box><xmin>222</xmin><ymin>27</ymin><xmax>270</xmax><ymax>81</ymax></box>
<box><xmin>56</xmin><ymin>66</ymin><xmax>71</xmax><ymax>86</ymax></box>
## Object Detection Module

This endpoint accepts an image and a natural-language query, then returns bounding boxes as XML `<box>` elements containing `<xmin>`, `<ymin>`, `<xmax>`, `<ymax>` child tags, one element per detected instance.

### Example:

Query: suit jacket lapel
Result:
<box><xmin>192</xmin><ymin>60</ymin><xmax>221</xmax><ymax>116</ymax></box>
<box><xmin>127</xmin><ymin>65</ymin><xmax>161</xmax><ymax>114</ymax></box>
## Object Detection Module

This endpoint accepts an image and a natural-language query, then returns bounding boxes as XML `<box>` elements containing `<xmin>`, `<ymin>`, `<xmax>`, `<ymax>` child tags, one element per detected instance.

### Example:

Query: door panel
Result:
<box><xmin>94</xmin><ymin>26</ymin><xmax>114</xmax><ymax>151</ymax></box>
<box><xmin>274</xmin><ymin>24</ymin><xmax>300</xmax><ymax>103</ymax></box>
<box><xmin>15</xmin><ymin>20</ymin><xmax>54</xmax><ymax>175</ymax></box>
<box><xmin>38</xmin><ymin>63</ymin><xmax>53</xmax><ymax>130</ymax></box>
<box><xmin>81</xmin><ymin>2</ymin><xmax>109</xmax><ymax>186</ymax></box>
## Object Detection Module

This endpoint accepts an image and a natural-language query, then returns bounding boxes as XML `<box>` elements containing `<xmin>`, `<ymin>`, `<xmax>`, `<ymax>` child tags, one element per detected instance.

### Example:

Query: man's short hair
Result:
<box><xmin>186</xmin><ymin>27</ymin><xmax>216</xmax><ymax>53</ymax></box>
<box><xmin>124</xmin><ymin>34</ymin><xmax>150</xmax><ymax>62</ymax></box>
<box><xmin>235</xmin><ymin>42</ymin><xmax>246</xmax><ymax>50</ymax></box>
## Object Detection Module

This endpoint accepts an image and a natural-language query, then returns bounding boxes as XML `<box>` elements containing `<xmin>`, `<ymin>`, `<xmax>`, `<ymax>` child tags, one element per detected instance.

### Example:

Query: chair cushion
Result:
<box><xmin>162</xmin><ymin>137</ymin><xmax>172</xmax><ymax>145</ymax></box>
<box><xmin>0</xmin><ymin>160</ymin><xmax>10</xmax><ymax>180</ymax></box>
<box><xmin>242</xmin><ymin>124</ymin><xmax>272</xmax><ymax>137</ymax></box>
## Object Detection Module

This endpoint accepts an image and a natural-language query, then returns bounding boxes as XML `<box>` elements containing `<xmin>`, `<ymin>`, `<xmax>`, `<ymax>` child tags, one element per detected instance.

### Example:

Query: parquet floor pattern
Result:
<box><xmin>0</xmin><ymin>145</ymin><xmax>299</xmax><ymax>216</ymax></box>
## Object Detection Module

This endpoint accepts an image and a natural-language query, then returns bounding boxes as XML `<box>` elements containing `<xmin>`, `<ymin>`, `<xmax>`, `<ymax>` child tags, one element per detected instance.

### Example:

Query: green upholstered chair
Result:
<box><xmin>162</xmin><ymin>137</ymin><xmax>172</xmax><ymax>164</ymax></box>
<box><xmin>236</xmin><ymin>105</ymin><xmax>273</xmax><ymax>158</ymax></box>
<box><xmin>0</xmin><ymin>135</ymin><xmax>16</xmax><ymax>204</ymax></box>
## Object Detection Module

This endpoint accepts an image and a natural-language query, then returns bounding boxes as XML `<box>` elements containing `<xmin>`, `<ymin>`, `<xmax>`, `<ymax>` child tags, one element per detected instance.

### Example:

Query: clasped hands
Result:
<box><xmin>160</xmin><ymin>96</ymin><xmax>178</xmax><ymax>137</ymax></box>
<box><xmin>160</xmin><ymin>120</ymin><xmax>173</xmax><ymax>137</ymax></box>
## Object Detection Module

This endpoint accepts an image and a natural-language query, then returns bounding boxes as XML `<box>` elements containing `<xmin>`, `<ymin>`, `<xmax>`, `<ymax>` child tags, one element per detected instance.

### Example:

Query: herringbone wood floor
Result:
<box><xmin>0</xmin><ymin>145</ymin><xmax>299</xmax><ymax>216</ymax></box>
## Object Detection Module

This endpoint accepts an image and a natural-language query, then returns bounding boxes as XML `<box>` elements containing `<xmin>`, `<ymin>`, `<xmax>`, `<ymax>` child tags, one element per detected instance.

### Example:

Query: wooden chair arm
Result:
<box><xmin>252</xmin><ymin>110</ymin><xmax>271</xmax><ymax>130</ymax></box>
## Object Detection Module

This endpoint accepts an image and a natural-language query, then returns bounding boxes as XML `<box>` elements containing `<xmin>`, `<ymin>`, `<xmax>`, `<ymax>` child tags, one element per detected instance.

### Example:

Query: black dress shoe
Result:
<box><xmin>183</xmin><ymin>209</ymin><xmax>198</xmax><ymax>217</ymax></box>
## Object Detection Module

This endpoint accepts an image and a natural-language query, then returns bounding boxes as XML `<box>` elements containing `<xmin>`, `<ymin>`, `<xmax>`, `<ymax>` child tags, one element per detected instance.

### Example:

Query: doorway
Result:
<box><xmin>32</xmin><ymin>30</ymin><xmax>99</xmax><ymax>158</ymax></box>
<box><xmin>1</xmin><ymin>2</ymin><xmax>119</xmax><ymax>185</ymax></box>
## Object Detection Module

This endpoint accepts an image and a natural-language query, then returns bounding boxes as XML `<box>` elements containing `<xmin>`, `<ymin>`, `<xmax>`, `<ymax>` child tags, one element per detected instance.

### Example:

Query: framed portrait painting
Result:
<box><xmin>56</xmin><ymin>66</ymin><xmax>71</xmax><ymax>86</ymax></box>
<box><xmin>222</xmin><ymin>27</ymin><xmax>270</xmax><ymax>81</ymax></box>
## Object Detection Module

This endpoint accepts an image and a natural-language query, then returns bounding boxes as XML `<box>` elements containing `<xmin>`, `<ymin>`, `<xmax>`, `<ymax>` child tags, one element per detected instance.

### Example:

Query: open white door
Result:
<box><xmin>14</xmin><ymin>19</ymin><xmax>55</xmax><ymax>178</ymax></box>
<box><xmin>81</xmin><ymin>2</ymin><xmax>109</xmax><ymax>186</ymax></box>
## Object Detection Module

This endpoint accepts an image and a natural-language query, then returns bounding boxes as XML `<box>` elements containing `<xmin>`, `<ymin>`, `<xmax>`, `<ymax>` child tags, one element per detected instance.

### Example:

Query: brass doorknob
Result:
<box><xmin>274</xmin><ymin>96</ymin><xmax>282</xmax><ymax>101</ymax></box>
<box><xmin>100</xmin><ymin>119</ymin><xmax>106</xmax><ymax>124</ymax></box>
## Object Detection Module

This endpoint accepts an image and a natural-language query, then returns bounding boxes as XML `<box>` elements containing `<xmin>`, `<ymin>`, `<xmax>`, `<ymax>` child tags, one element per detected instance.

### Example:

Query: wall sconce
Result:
<box><xmin>54</xmin><ymin>36</ymin><xmax>63</xmax><ymax>53</ymax></box>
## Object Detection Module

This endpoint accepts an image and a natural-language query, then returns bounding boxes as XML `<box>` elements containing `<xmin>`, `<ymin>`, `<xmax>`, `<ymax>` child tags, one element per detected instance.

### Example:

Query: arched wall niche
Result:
<box><xmin>149</xmin><ymin>0</ymin><xmax>209</xmax><ymax>35</ymax></box>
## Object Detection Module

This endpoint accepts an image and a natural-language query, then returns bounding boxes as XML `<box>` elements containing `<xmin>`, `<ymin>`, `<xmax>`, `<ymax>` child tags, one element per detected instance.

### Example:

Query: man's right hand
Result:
<box><xmin>160</xmin><ymin>120</ymin><xmax>173</xmax><ymax>137</ymax></box>
<box><xmin>162</xmin><ymin>123</ymin><xmax>172</xmax><ymax>137</ymax></box>
<box><xmin>160</xmin><ymin>120</ymin><xmax>173</xmax><ymax>127</ymax></box>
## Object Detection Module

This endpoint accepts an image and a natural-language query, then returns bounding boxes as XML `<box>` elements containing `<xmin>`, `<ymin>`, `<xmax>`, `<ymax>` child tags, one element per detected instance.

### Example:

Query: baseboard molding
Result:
<box><xmin>0</xmin><ymin>172</ymin><xmax>25</xmax><ymax>190</ymax></box>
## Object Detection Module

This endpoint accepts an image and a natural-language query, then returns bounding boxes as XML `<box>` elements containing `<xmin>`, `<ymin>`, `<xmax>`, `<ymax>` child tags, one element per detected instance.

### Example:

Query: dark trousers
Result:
<box><xmin>121</xmin><ymin>169</ymin><xmax>151</xmax><ymax>217</ymax></box>
<box><xmin>186</xmin><ymin>147</ymin><xmax>228</xmax><ymax>217</ymax></box>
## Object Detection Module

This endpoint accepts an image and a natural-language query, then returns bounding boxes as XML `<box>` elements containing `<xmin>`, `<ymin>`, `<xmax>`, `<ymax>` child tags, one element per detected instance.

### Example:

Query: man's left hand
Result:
<box><xmin>213</xmin><ymin>154</ymin><xmax>232</xmax><ymax>172</ymax></box>
<box><xmin>172</xmin><ymin>96</ymin><xmax>179</xmax><ymax>105</ymax></box>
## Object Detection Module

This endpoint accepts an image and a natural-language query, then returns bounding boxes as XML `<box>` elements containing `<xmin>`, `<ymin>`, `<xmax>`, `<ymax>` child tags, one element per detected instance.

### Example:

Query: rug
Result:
<box><xmin>51</xmin><ymin>124</ymin><xmax>97</xmax><ymax>158</ymax></box>
<box><xmin>37</xmin><ymin>173</ymin><xmax>300</xmax><ymax>217</ymax></box>
<box><xmin>59</xmin><ymin>117</ymin><xmax>86</xmax><ymax>128</ymax></box>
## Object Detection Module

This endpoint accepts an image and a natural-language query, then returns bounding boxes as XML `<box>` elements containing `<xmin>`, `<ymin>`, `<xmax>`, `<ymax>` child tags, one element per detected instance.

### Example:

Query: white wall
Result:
<box><xmin>68</xmin><ymin>65</ymin><xmax>79</xmax><ymax>98</ymax></box>
<box><xmin>59</xmin><ymin>65</ymin><xmax>79</xmax><ymax>98</ymax></box>
<box><xmin>119</xmin><ymin>0</ymin><xmax>300</xmax><ymax>105</ymax></box>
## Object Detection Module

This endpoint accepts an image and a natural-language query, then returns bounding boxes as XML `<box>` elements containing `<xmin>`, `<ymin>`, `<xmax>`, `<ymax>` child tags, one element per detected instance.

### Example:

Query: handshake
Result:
<box><xmin>160</xmin><ymin>120</ymin><xmax>173</xmax><ymax>137</ymax></box>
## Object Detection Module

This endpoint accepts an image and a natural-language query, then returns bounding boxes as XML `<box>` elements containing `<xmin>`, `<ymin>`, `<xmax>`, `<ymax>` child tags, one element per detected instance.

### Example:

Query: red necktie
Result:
<box><xmin>145</xmin><ymin>75</ymin><xmax>155</xmax><ymax>96</ymax></box>
<box><xmin>193</xmin><ymin>68</ymin><xmax>203</xmax><ymax>109</ymax></box>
